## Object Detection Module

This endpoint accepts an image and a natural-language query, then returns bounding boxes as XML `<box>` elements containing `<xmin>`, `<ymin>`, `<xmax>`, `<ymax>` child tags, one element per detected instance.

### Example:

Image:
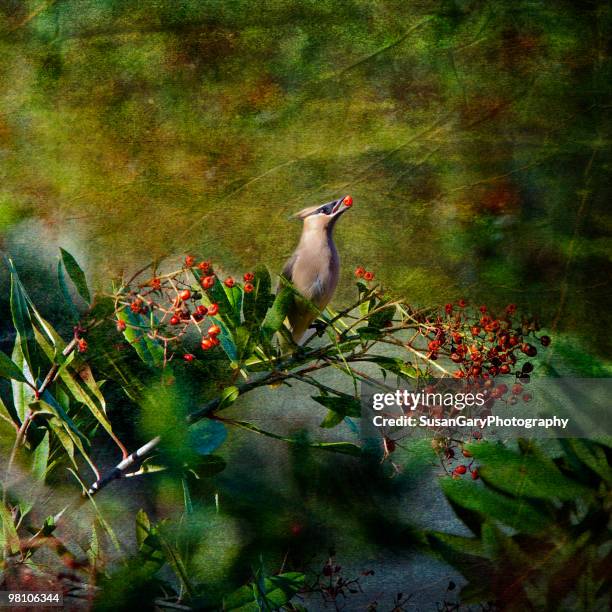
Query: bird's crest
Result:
<box><xmin>291</xmin><ymin>205</ymin><xmax>320</xmax><ymax>220</ymax></box>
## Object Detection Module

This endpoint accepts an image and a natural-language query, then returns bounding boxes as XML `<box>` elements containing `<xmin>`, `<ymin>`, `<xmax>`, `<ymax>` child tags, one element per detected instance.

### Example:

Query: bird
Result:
<box><xmin>282</xmin><ymin>194</ymin><xmax>353</xmax><ymax>343</ymax></box>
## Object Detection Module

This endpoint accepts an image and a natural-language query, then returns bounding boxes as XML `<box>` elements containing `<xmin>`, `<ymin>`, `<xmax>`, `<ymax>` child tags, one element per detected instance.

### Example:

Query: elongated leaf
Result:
<box><xmin>59</xmin><ymin>248</ymin><xmax>91</xmax><ymax>303</ymax></box>
<box><xmin>312</xmin><ymin>395</ymin><xmax>361</xmax><ymax>418</ymax></box>
<box><xmin>224</xmin><ymin>572</ymin><xmax>305</xmax><ymax>611</ymax></box>
<box><xmin>135</xmin><ymin>509</ymin><xmax>152</xmax><ymax>550</ymax></box>
<box><xmin>213</xmin><ymin>317</ymin><xmax>238</xmax><ymax>362</ymax></box>
<box><xmin>0</xmin><ymin>501</ymin><xmax>20</xmax><ymax>555</ymax></box>
<box><xmin>116</xmin><ymin>308</ymin><xmax>165</xmax><ymax>368</ymax></box>
<box><xmin>8</xmin><ymin>259</ymin><xmax>34</xmax><ymax>368</ymax></box>
<box><xmin>440</xmin><ymin>477</ymin><xmax>553</xmax><ymax>535</ymax></box>
<box><xmin>218</xmin><ymin>385</ymin><xmax>239</xmax><ymax>410</ymax></box>
<box><xmin>11</xmin><ymin>337</ymin><xmax>35</xmax><ymax>423</ymax></box>
<box><xmin>33</xmin><ymin>327</ymin><xmax>114</xmax><ymax>439</ymax></box>
<box><xmin>0</xmin><ymin>349</ymin><xmax>27</xmax><ymax>383</ymax></box>
<box><xmin>31</xmin><ymin>430</ymin><xmax>50</xmax><ymax>481</ymax></box>
<box><xmin>465</xmin><ymin>442</ymin><xmax>591</xmax><ymax>501</ymax></box>
<box><xmin>57</xmin><ymin>259</ymin><xmax>80</xmax><ymax>322</ymax></box>
<box><xmin>229</xmin><ymin>419</ymin><xmax>362</xmax><ymax>456</ymax></box>
<box><xmin>261</xmin><ymin>286</ymin><xmax>293</xmax><ymax>336</ymax></box>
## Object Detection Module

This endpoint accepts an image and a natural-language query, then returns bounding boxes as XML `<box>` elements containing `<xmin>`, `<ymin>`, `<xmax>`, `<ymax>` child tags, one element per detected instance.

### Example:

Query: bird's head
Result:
<box><xmin>292</xmin><ymin>195</ymin><xmax>353</xmax><ymax>233</ymax></box>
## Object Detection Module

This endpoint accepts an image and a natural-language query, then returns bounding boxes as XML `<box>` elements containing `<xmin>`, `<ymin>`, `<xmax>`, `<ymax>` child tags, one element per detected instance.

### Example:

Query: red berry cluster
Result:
<box><xmin>354</xmin><ymin>266</ymin><xmax>375</xmax><ymax>282</ymax></box>
<box><xmin>424</xmin><ymin>301</ymin><xmax>549</xmax><ymax>387</ymax></box>
<box><xmin>113</xmin><ymin>255</ymin><xmax>255</xmax><ymax>363</ymax></box>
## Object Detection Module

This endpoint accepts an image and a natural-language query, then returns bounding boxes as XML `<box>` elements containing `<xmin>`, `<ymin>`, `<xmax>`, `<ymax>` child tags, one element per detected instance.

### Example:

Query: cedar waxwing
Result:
<box><xmin>282</xmin><ymin>195</ymin><xmax>353</xmax><ymax>342</ymax></box>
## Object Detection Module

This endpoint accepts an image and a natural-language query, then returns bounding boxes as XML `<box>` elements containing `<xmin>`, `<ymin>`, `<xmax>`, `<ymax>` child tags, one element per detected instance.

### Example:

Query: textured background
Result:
<box><xmin>1</xmin><ymin>0</ymin><xmax>611</xmax><ymax>361</ymax></box>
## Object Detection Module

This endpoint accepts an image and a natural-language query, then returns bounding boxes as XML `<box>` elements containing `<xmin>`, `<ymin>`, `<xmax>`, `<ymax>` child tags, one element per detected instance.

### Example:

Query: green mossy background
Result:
<box><xmin>1</xmin><ymin>0</ymin><xmax>610</xmax><ymax>360</ymax></box>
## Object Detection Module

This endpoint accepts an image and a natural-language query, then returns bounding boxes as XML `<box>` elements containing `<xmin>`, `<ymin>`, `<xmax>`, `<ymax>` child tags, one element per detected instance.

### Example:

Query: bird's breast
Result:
<box><xmin>292</xmin><ymin>242</ymin><xmax>339</xmax><ymax>308</ymax></box>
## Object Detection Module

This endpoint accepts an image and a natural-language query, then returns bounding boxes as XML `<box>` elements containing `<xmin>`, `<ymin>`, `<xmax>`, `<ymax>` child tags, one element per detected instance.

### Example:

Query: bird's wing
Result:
<box><xmin>281</xmin><ymin>253</ymin><xmax>298</xmax><ymax>282</ymax></box>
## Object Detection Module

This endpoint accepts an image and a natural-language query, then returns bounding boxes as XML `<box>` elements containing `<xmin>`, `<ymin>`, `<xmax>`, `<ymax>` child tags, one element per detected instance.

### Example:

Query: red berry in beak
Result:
<box><xmin>342</xmin><ymin>195</ymin><xmax>353</xmax><ymax>207</ymax></box>
<box><xmin>179</xmin><ymin>289</ymin><xmax>191</xmax><ymax>301</ymax></box>
<box><xmin>207</xmin><ymin>303</ymin><xmax>219</xmax><ymax>316</ymax></box>
<box><xmin>244</xmin><ymin>282</ymin><xmax>254</xmax><ymax>293</ymax></box>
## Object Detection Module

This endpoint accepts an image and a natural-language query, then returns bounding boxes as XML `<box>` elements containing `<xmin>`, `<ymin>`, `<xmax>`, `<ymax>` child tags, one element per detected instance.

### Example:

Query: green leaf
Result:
<box><xmin>356</xmin><ymin>326</ymin><xmax>383</xmax><ymax>340</ymax></box>
<box><xmin>33</xmin><ymin>327</ymin><xmax>115</xmax><ymax>441</ymax></box>
<box><xmin>465</xmin><ymin>442</ymin><xmax>591</xmax><ymax>501</ymax></box>
<box><xmin>312</xmin><ymin>395</ymin><xmax>361</xmax><ymax>418</ymax></box>
<box><xmin>135</xmin><ymin>509</ymin><xmax>152</xmax><ymax>550</ymax></box>
<box><xmin>261</xmin><ymin>286</ymin><xmax>293</xmax><ymax>336</ymax></box>
<box><xmin>116</xmin><ymin>307</ymin><xmax>165</xmax><ymax>368</ymax></box>
<box><xmin>242</xmin><ymin>266</ymin><xmax>273</xmax><ymax>327</ymax></box>
<box><xmin>31</xmin><ymin>430</ymin><xmax>50</xmax><ymax>481</ymax></box>
<box><xmin>11</xmin><ymin>336</ymin><xmax>35</xmax><ymax>423</ymax></box>
<box><xmin>561</xmin><ymin>439</ymin><xmax>612</xmax><ymax>485</ymax></box>
<box><xmin>8</xmin><ymin>259</ymin><xmax>34</xmax><ymax>369</ymax></box>
<box><xmin>0</xmin><ymin>501</ymin><xmax>20</xmax><ymax>555</ymax></box>
<box><xmin>59</xmin><ymin>247</ymin><xmax>91</xmax><ymax>303</ymax></box>
<box><xmin>228</xmin><ymin>419</ymin><xmax>362</xmax><ymax>456</ymax></box>
<box><xmin>189</xmin><ymin>419</ymin><xmax>228</xmax><ymax>455</ymax></box>
<box><xmin>57</xmin><ymin>259</ymin><xmax>80</xmax><ymax>323</ymax></box>
<box><xmin>218</xmin><ymin>385</ymin><xmax>240</xmax><ymax>410</ymax></box>
<box><xmin>320</xmin><ymin>409</ymin><xmax>345</xmax><ymax>429</ymax></box>
<box><xmin>440</xmin><ymin>477</ymin><xmax>553</xmax><ymax>535</ymax></box>
<box><xmin>224</xmin><ymin>572</ymin><xmax>305</xmax><ymax>611</ymax></box>
<box><xmin>0</xmin><ymin>349</ymin><xmax>27</xmax><ymax>383</ymax></box>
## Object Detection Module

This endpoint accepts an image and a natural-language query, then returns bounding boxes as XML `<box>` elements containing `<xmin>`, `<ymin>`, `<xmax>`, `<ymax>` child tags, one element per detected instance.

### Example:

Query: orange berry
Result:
<box><xmin>200</xmin><ymin>338</ymin><xmax>213</xmax><ymax>351</ymax></box>
<box><xmin>77</xmin><ymin>338</ymin><xmax>88</xmax><ymax>353</ymax></box>
<box><xmin>198</xmin><ymin>260</ymin><xmax>210</xmax><ymax>271</ymax></box>
<box><xmin>185</xmin><ymin>255</ymin><xmax>195</xmax><ymax>267</ymax></box>
<box><xmin>207</xmin><ymin>303</ymin><xmax>219</xmax><ymax>316</ymax></box>
<box><xmin>243</xmin><ymin>272</ymin><xmax>255</xmax><ymax>282</ymax></box>
<box><xmin>224</xmin><ymin>277</ymin><xmax>235</xmax><ymax>288</ymax></box>
<box><xmin>179</xmin><ymin>289</ymin><xmax>191</xmax><ymax>301</ymax></box>
<box><xmin>363</xmin><ymin>271</ymin><xmax>374</xmax><ymax>281</ymax></box>
<box><xmin>183</xmin><ymin>353</ymin><xmax>195</xmax><ymax>362</ymax></box>
<box><xmin>208</xmin><ymin>324</ymin><xmax>221</xmax><ymax>337</ymax></box>
<box><xmin>196</xmin><ymin>304</ymin><xmax>208</xmax><ymax>316</ymax></box>
<box><xmin>355</xmin><ymin>266</ymin><xmax>365</xmax><ymax>278</ymax></box>
<box><xmin>244</xmin><ymin>282</ymin><xmax>254</xmax><ymax>293</ymax></box>
<box><xmin>116</xmin><ymin>320</ymin><xmax>126</xmax><ymax>332</ymax></box>
<box><xmin>209</xmin><ymin>336</ymin><xmax>220</xmax><ymax>346</ymax></box>
<box><xmin>170</xmin><ymin>315</ymin><xmax>180</xmax><ymax>325</ymax></box>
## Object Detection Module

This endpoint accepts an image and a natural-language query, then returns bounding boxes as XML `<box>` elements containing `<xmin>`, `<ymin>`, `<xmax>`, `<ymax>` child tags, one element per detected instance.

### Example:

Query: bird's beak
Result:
<box><xmin>331</xmin><ymin>194</ymin><xmax>353</xmax><ymax>217</ymax></box>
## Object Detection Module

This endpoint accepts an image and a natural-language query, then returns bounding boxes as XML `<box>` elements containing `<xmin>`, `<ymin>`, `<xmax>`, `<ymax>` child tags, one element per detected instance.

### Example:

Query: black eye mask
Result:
<box><xmin>318</xmin><ymin>203</ymin><xmax>334</xmax><ymax>215</ymax></box>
